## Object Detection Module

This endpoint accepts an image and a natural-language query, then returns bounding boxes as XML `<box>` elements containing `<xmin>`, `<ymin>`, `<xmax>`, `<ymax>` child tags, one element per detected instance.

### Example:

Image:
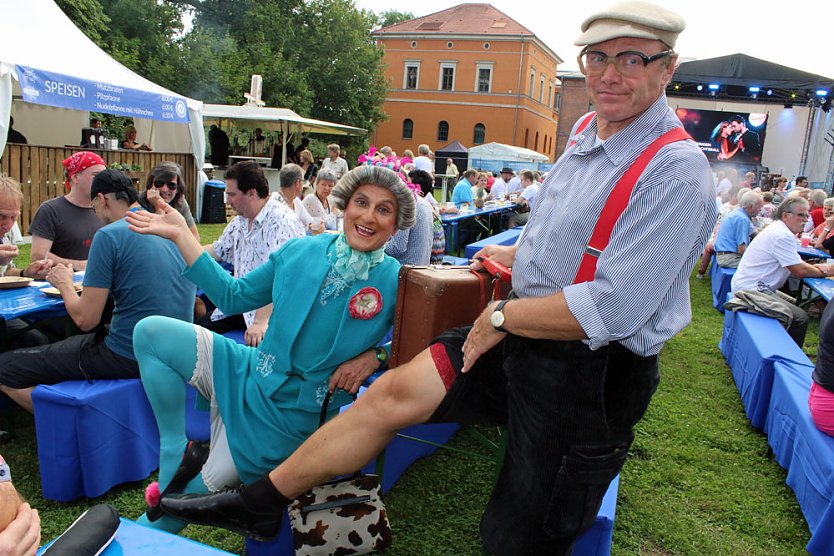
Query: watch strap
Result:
<box><xmin>374</xmin><ymin>347</ymin><xmax>388</xmax><ymax>369</ymax></box>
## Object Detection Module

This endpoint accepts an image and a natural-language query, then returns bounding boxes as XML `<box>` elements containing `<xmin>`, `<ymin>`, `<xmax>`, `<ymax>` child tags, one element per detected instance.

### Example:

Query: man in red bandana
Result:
<box><xmin>29</xmin><ymin>151</ymin><xmax>106</xmax><ymax>269</ymax></box>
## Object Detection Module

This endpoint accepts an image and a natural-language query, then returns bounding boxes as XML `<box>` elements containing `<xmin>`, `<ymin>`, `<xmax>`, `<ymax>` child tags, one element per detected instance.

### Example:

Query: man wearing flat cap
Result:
<box><xmin>0</xmin><ymin>170</ymin><xmax>196</xmax><ymax>413</ymax></box>
<box><xmin>158</xmin><ymin>3</ymin><xmax>716</xmax><ymax>554</ymax></box>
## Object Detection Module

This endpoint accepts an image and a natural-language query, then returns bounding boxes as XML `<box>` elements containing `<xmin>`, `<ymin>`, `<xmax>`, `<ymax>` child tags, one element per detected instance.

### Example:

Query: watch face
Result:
<box><xmin>491</xmin><ymin>309</ymin><xmax>505</xmax><ymax>329</ymax></box>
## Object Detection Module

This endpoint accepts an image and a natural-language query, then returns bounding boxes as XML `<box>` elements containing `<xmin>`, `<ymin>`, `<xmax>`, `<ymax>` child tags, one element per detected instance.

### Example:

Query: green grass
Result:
<box><xmin>3</xmin><ymin>230</ymin><xmax>817</xmax><ymax>554</ymax></box>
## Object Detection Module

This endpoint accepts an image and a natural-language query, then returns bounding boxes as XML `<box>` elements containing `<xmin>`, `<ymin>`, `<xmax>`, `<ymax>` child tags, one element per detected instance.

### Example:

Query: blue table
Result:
<box><xmin>765</xmin><ymin>361</ymin><xmax>834</xmax><ymax>556</ymax></box>
<box><xmin>0</xmin><ymin>274</ymin><xmax>83</xmax><ymax>348</ymax></box>
<box><xmin>441</xmin><ymin>203</ymin><xmax>517</xmax><ymax>253</ymax></box>
<box><xmin>800</xmin><ymin>277</ymin><xmax>834</xmax><ymax>304</ymax></box>
<box><xmin>719</xmin><ymin>309</ymin><xmax>813</xmax><ymax>429</ymax></box>
<box><xmin>798</xmin><ymin>245</ymin><xmax>829</xmax><ymax>260</ymax></box>
<box><xmin>464</xmin><ymin>226</ymin><xmax>524</xmax><ymax>260</ymax></box>
<box><xmin>39</xmin><ymin>518</ymin><xmax>235</xmax><ymax>555</ymax></box>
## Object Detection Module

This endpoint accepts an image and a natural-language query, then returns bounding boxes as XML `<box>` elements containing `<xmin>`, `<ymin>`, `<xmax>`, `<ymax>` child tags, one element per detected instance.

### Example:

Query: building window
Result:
<box><xmin>534</xmin><ymin>131</ymin><xmax>539</xmax><ymax>151</ymax></box>
<box><xmin>411</xmin><ymin>41</ymin><xmax>417</xmax><ymax>48</ymax></box>
<box><xmin>539</xmin><ymin>75</ymin><xmax>545</xmax><ymax>103</ymax></box>
<box><xmin>483</xmin><ymin>42</ymin><xmax>490</xmax><ymax>49</ymax></box>
<box><xmin>529</xmin><ymin>71</ymin><xmax>535</xmax><ymax>98</ymax></box>
<box><xmin>548</xmin><ymin>84</ymin><xmax>553</xmax><ymax>106</ymax></box>
<box><xmin>440</xmin><ymin>66</ymin><xmax>455</xmax><ymax>91</ymax></box>
<box><xmin>555</xmin><ymin>92</ymin><xmax>561</xmax><ymax>110</ymax></box>
<box><xmin>477</xmin><ymin>67</ymin><xmax>492</xmax><ymax>93</ymax></box>
<box><xmin>473</xmin><ymin>123</ymin><xmax>486</xmax><ymax>144</ymax></box>
<box><xmin>524</xmin><ymin>128</ymin><xmax>529</xmax><ymax>148</ymax></box>
<box><xmin>402</xmin><ymin>119</ymin><xmax>414</xmax><ymax>139</ymax></box>
<box><xmin>438</xmin><ymin>121</ymin><xmax>449</xmax><ymax>142</ymax></box>
<box><xmin>403</xmin><ymin>61</ymin><xmax>420</xmax><ymax>89</ymax></box>
<box><xmin>447</xmin><ymin>41</ymin><xmax>454</xmax><ymax>48</ymax></box>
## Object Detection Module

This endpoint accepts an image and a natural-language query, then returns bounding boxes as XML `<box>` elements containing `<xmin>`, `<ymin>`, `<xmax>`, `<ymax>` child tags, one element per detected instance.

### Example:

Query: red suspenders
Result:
<box><xmin>569</xmin><ymin>114</ymin><xmax>691</xmax><ymax>284</ymax></box>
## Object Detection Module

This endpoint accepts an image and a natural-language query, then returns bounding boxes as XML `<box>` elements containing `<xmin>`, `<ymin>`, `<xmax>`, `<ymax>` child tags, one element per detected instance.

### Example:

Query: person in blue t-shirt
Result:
<box><xmin>714</xmin><ymin>191</ymin><xmax>762</xmax><ymax>268</ymax></box>
<box><xmin>0</xmin><ymin>170</ymin><xmax>196</xmax><ymax>412</ymax></box>
<box><xmin>451</xmin><ymin>170</ymin><xmax>477</xmax><ymax>208</ymax></box>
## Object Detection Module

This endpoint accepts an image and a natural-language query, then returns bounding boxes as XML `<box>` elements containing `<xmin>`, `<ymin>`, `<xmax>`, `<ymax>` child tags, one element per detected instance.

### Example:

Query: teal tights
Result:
<box><xmin>133</xmin><ymin>315</ymin><xmax>210</xmax><ymax>533</ymax></box>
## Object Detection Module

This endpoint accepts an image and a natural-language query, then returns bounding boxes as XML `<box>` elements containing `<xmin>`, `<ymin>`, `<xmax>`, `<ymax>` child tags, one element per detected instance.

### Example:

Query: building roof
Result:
<box><xmin>375</xmin><ymin>3</ymin><xmax>533</xmax><ymax>37</ymax></box>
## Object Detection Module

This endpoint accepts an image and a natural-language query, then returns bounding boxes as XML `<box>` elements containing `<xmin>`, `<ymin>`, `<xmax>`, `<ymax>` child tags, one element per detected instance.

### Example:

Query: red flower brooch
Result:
<box><xmin>348</xmin><ymin>287</ymin><xmax>383</xmax><ymax>320</ymax></box>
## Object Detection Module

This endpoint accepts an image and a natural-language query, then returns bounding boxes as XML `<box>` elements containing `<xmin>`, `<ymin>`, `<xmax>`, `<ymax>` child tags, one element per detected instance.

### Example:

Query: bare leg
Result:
<box><xmin>0</xmin><ymin>386</ymin><xmax>33</xmax><ymax>413</ymax></box>
<box><xmin>270</xmin><ymin>347</ymin><xmax>447</xmax><ymax>498</ymax></box>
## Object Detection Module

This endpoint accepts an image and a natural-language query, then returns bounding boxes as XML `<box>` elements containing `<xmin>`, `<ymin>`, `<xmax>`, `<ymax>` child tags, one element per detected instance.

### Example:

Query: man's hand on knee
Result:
<box><xmin>462</xmin><ymin>304</ymin><xmax>506</xmax><ymax>373</ymax></box>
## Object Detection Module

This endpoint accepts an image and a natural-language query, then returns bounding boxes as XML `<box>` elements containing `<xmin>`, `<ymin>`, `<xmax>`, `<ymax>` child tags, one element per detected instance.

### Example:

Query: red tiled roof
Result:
<box><xmin>375</xmin><ymin>3</ymin><xmax>534</xmax><ymax>36</ymax></box>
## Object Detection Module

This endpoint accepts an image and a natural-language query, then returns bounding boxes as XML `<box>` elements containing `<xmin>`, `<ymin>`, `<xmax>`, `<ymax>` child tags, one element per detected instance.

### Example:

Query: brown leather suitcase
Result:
<box><xmin>391</xmin><ymin>265</ymin><xmax>511</xmax><ymax>367</ymax></box>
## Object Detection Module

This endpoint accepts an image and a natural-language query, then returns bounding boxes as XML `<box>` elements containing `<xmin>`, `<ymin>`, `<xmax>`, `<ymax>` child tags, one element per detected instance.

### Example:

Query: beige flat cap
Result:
<box><xmin>574</xmin><ymin>1</ymin><xmax>686</xmax><ymax>48</ymax></box>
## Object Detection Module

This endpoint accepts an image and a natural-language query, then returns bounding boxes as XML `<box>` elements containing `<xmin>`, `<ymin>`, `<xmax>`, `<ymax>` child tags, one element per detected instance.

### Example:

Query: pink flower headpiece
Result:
<box><xmin>358</xmin><ymin>146</ymin><xmax>421</xmax><ymax>195</ymax></box>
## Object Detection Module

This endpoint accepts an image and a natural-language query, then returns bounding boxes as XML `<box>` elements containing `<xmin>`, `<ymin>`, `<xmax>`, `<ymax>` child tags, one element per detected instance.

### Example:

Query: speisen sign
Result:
<box><xmin>16</xmin><ymin>65</ymin><xmax>190</xmax><ymax>124</ymax></box>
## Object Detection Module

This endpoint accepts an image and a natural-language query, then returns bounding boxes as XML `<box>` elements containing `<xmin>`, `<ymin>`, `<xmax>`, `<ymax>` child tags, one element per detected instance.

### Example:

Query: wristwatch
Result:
<box><xmin>374</xmin><ymin>347</ymin><xmax>388</xmax><ymax>369</ymax></box>
<box><xmin>490</xmin><ymin>300</ymin><xmax>510</xmax><ymax>333</ymax></box>
<box><xmin>0</xmin><ymin>456</ymin><xmax>11</xmax><ymax>483</ymax></box>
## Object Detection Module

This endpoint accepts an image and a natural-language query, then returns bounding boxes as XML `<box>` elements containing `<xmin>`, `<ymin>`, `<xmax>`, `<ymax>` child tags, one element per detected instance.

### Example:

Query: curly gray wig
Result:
<box><xmin>330</xmin><ymin>166</ymin><xmax>416</xmax><ymax>230</ymax></box>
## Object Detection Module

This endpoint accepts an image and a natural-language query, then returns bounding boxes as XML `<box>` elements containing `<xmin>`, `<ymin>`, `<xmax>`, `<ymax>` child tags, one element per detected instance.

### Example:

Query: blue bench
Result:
<box><xmin>719</xmin><ymin>309</ymin><xmax>813</xmax><ymax>429</ymax></box>
<box><xmin>38</xmin><ymin>517</ymin><xmax>234</xmax><ymax>555</ymax></box>
<box><xmin>464</xmin><ymin>226</ymin><xmax>524</xmax><ymax>260</ymax></box>
<box><xmin>765</xmin><ymin>361</ymin><xmax>834</xmax><ymax>556</ymax></box>
<box><xmin>709</xmin><ymin>255</ymin><xmax>735</xmax><ymax>313</ymax></box>
<box><xmin>32</xmin><ymin>379</ymin><xmax>209</xmax><ymax>502</ymax></box>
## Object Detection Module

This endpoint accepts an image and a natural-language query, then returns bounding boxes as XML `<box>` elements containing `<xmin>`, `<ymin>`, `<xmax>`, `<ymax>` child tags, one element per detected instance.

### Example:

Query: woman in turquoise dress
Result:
<box><xmin>126</xmin><ymin>166</ymin><xmax>415</xmax><ymax>533</ymax></box>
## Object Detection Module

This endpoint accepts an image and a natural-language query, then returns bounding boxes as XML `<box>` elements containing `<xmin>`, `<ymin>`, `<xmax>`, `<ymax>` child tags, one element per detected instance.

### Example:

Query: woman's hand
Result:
<box><xmin>146</xmin><ymin>188</ymin><xmax>163</xmax><ymax>212</ymax></box>
<box><xmin>329</xmin><ymin>350</ymin><xmax>379</xmax><ymax>394</ymax></box>
<box><xmin>126</xmin><ymin>201</ymin><xmax>188</xmax><ymax>241</ymax></box>
<box><xmin>244</xmin><ymin>321</ymin><xmax>267</xmax><ymax>347</ymax></box>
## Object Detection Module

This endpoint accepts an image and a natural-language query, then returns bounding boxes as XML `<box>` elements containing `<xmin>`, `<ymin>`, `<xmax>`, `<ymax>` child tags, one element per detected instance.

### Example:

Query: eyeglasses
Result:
<box><xmin>152</xmin><ymin>180</ymin><xmax>178</xmax><ymax>190</ymax></box>
<box><xmin>578</xmin><ymin>48</ymin><xmax>674</xmax><ymax>77</ymax></box>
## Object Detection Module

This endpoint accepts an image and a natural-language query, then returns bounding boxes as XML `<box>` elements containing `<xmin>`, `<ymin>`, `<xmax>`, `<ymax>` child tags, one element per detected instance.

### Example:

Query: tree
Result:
<box><xmin>54</xmin><ymin>0</ymin><xmax>110</xmax><ymax>42</ymax></box>
<box><xmin>374</xmin><ymin>9</ymin><xmax>414</xmax><ymax>30</ymax></box>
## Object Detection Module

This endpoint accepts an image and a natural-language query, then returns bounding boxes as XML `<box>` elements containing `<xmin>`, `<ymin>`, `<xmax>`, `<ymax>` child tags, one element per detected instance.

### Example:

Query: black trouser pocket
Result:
<box><xmin>543</xmin><ymin>442</ymin><xmax>629</xmax><ymax>539</ymax></box>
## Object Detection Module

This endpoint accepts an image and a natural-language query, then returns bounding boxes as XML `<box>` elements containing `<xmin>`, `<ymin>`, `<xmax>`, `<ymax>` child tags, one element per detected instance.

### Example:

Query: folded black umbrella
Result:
<box><xmin>41</xmin><ymin>504</ymin><xmax>120</xmax><ymax>555</ymax></box>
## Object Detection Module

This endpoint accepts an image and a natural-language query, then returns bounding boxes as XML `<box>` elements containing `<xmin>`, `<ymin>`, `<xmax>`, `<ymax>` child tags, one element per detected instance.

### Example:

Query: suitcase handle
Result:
<box><xmin>477</xmin><ymin>256</ymin><xmax>512</xmax><ymax>283</ymax></box>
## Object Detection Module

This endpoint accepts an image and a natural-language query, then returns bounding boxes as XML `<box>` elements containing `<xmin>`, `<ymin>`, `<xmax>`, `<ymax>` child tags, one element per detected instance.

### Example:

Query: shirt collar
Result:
<box><xmin>574</xmin><ymin>94</ymin><xmax>673</xmax><ymax>164</ymax></box>
<box><xmin>250</xmin><ymin>195</ymin><xmax>278</xmax><ymax>227</ymax></box>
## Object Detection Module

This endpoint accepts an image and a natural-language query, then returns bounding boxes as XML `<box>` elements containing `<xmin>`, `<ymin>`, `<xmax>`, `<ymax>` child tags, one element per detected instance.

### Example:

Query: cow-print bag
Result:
<box><xmin>288</xmin><ymin>393</ymin><xmax>393</xmax><ymax>555</ymax></box>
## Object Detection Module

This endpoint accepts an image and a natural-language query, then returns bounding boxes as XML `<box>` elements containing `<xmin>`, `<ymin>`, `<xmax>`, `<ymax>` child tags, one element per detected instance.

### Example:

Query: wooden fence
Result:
<box><xmin>0</xmin><ymin>144</ymin><xmax>198</xmax><ymax>233</ymax></box>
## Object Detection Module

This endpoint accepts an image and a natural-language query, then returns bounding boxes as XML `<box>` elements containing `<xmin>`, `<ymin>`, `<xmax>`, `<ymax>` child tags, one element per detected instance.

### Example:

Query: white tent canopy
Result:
<box><xmin>467</xmin><ymin>142</ymin><xmax>549</xmax><ymax>163</ymax></box>
<box><xmin>0</xmin><ymin>0</ymin><xmax>204</xmax><ymax>162</ymax></box>
<box><xmin>202</xmin><ymin>104</ymin><xmax>367</xmax><ymax>137</ymax></box>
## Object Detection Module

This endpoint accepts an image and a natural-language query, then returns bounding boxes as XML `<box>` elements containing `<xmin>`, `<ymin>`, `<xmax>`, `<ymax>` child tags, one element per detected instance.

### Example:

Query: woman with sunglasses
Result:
<box><xmin>139</xmin><ymin>162</ymin><xmax>200</xmax><ymax>241</ymax></box>
<box><xmin>126</xmin><ymin>166</ymin><xmax>414</xmax><ymax>534</ymax></box>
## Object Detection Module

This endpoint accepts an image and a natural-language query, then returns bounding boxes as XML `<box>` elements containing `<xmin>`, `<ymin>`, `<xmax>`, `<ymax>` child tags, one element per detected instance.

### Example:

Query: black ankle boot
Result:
<box><xmin>146</xmin><ymin>441</ymin><xmax>210</xmax><ymax>522</ymax></box>
<box><xmin>159</xmin><ymin>474</ymin><xmax>290</xmax><ymax>540</ymax></box>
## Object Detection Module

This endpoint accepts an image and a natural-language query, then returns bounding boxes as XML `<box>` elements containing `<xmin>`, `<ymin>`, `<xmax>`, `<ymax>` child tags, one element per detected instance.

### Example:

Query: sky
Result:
<box><xmin>353</xmin><ymin>0</ymin><xmax>833</xmax><ymax>80</ymax></box>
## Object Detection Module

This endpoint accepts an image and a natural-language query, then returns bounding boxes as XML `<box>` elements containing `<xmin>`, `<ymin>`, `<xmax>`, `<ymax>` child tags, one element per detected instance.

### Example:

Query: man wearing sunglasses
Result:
<box><xmin>159</xmin><ymin>3</ymin><xmax>717</xmax><ymax>554</ymax></box>
<box><xmin>0</xmin><ymin>170</ymin><xmax>196</xmax><ymax>413</ymax></box>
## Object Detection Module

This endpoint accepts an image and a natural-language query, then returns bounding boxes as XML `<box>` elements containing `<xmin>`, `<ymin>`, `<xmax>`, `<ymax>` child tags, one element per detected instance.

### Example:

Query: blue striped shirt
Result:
<box><xmin>385</xmin><ymin>195</ymin><xmax>434</xmax><ymax>265</ymax></box>
<box><xmin>514</xmin><ymin>95</ymin><xmax>717</xmax><ymax>356</ymax></box>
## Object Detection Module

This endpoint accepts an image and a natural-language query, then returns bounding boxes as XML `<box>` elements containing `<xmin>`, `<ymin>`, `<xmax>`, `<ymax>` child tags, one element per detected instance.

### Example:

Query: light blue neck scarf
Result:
<box><xmin>320</xmin><ymin>234</ymin><xmax>385</xmax><ymax>304</ymax></box>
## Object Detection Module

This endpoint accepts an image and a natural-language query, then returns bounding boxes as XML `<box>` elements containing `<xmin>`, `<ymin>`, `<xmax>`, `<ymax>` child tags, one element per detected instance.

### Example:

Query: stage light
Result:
<box><xmin>708</xmin><ymin>84</ymin><xmax>720</xmax><ymax>90</ymax></box>
<box><xmin>766</xmin><ymin>89</ymin><xmax>773</xmax><ymax>96</ymax></box>
<box><xmin>748</xmin><ymin>86</ymin><xmax>760</xmax><ymax>93</ymax></box>
<box><xmin>817</xmin><ymin>89</ymin><xmax>828</xmax><ymax>96</ymax></box>
<box><xmin>696</xmin><ymin>84</ymin><xmax>703</xmax><ymax>91</ymax></box>
<box><xmin>791</xmin><ymin>92</ymin><xmax>797</xmax><ymax>99</ymax></box>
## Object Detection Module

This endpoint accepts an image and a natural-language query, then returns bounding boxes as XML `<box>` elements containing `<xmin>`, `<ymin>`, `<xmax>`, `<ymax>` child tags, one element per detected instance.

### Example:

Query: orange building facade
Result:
<box><xmin>371</xmin><ymin>5</ymin><xmax>562</xmax><ymax>162</ymax></box>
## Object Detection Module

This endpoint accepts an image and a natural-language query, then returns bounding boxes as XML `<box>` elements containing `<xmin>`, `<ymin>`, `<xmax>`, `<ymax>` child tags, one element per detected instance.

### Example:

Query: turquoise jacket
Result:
<box><xmin>183</xmin><ymin>233</ymin><xmax>400</xmax><ymax>481</ymax></box>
